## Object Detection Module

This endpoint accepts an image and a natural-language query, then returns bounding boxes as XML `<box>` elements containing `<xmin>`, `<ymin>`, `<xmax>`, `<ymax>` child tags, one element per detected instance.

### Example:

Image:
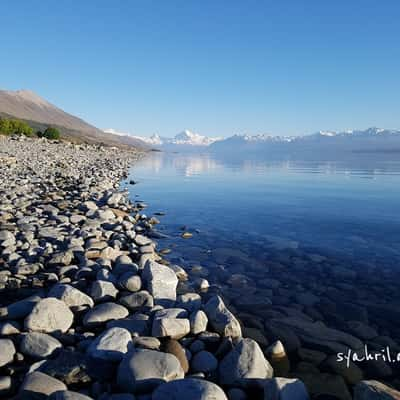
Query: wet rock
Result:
<box><xmin>321</xmin><ymin>354</ymin><xmax>363</xmax><ymax>385</ymax></box>
<box><xmin>25</xmin><ymin>298</ymin><xmax>74</xmax><ymax>334</ymax></box>
<box><xmin>219</xmin><ymin>338</ymin><xmax>273</xmax><ymax>387</ymax></box>
<box><xmin>347</xmin><ymin>321</ymin><xmax>378</xmax><ymax>340</ymax></box>
<box><xmin>270</xmin><ymin>316</ymin><xmax>363</xmax><ymax>353</ymax></box>
<box><xmin>294</xmin><ymin>372</ymin><xmax>351</xmax><ymax>400</ymax></box>
<box><xmin>354</xmin><ymin>380</ymin><xmax>400</xmax><ymax>400</ymax></box>
<box><xmin>203</xmin><ymin>295</ymin><xmax>242</xmax><ymax>339</ymax></box>
<box><xmin>117</xmin><ymin>349</ymin><xmax>184</xmax><ymax>392</ymax></box>
<box><xmin>152</xmin><ymin>378</ymin><xmax>228</xmax><ymax>400</ymax></box>
<box><xmin>297</xmin><ymin>348</ymin><xmax>327</xmax><ymax>365</ymax></box>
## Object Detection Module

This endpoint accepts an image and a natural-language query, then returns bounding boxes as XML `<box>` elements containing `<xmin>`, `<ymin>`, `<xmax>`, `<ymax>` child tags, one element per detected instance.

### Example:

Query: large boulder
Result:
<box><xmin>19</xmin><ymin>371</ymin><xmax>67</xmax><ymax>399</ymax></box>
<box><xmin>87</xmin><ymin>327</ymin><xmax>132</xmax><ymax>362</ymax></box>
<box><xmin>83</xmin><ymin>303</ymin><xmax>129</xmax><ymax>327</ymax></box>
<box><xmin>48</xmin><ymin>284</ymin><xmax>94</xmax><ymax>309</ymax></box>
<box><xmin>117</xmin><ymin>349</ymin><xmax>184</xmax><ymax>392</ymax></box>
<box><xmin>203</xmin><ymin>296</ymin><xmax>242</xmax><ymax>338</ymax></box>
<box><xmin>142</xmin><ymin>261</ymin><xmax>178</xmax><ymax>306</ymax></box>
<box><xmin>152</xmin><ymin>318</ymin><xmax>190</xmax><ymax>339</ymax></box>
<box><xmin>153</xmin><ymin>378</ymin><xmax>228</xmax><ymax>400</ymax></box>
<box><xmin>20</xmin><ymin>332</ymin><xmax>62</xmax><ymax>359</ymax></box>
<box><xmin>25</xmin><ymin>298</ymin><xmax>74</xmax><ymax>334</ymax></box>
<box><xmin>219</xmin><ymin>338</ymin><xmax>273</xmax><ymax>387</ymax></box>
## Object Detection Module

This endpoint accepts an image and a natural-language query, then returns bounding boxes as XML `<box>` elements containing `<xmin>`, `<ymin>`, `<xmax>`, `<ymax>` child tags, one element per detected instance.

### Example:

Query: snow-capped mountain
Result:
<box><xmin>104</xmin><ymin>129</ymin><xmax>222</xmax><ymax>150</ymax></box>
<box><xmin>172</xmin><ymin>130</ymin><xmax>222</xmax><ymax>146</ymax></box>
<box><xmin>210</xmin><ymin>127</ymin><xmax>400</xmax><ymax>156</ymax></box>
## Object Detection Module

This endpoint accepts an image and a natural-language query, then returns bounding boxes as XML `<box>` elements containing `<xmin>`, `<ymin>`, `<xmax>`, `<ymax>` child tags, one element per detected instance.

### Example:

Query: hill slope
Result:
<box><xmin>0</xmin><ymin>89</ymin><xmax>147</xmax><ymax>148</ymax></box>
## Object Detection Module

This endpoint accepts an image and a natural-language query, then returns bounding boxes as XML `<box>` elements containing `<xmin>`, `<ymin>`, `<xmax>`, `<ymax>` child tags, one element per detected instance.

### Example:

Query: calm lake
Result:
<box><xmin>124</xmin><ymin>151</ymin><xmax>400</xmax><ymax>385</ymax></box>
<box><xmin>124</xmin><ymin>151</ymin><xmax>400</xmax><ymax>269</ymax></box>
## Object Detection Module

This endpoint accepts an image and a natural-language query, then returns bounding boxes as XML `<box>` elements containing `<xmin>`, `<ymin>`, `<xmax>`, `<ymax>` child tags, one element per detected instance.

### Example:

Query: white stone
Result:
<box><xmin>87</xmin><ymin>327</ymin><xmax>132</xmax><ymax>361</ymax></box>
<box><xmin>117</xmin><ymin>349</ymin><xmax>184</xmax><ymax>392</ymax></box>
<box><xmin>24</xmin><ymin>298</ymin><xmax>74</xmax><ymax>334</ymax></box>
<box><xmin>142</xmin><ymin>261</ymin><xmax>178</xmax><ymax>306</ymax></box>
<box><xmin>203</xmin><ymin>295</ymin><xmax>242</xmax><ymax>338</ymax></box>
<box><xmin>219</xmin><ymin>338</ymin><xmax>273</xmax><ymax>387</ymax></box>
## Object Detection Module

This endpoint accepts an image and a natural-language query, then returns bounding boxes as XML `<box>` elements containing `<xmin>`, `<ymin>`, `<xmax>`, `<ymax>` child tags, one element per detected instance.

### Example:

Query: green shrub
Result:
<box><xmin>0</xmin><ymin>118</ymin><xmax>33</xmax><ymax>136</ymax></box>
<box><xmin>42</xmin><ymin>127</ymin><xmax>61</xmax><ymax>140</ymax></box>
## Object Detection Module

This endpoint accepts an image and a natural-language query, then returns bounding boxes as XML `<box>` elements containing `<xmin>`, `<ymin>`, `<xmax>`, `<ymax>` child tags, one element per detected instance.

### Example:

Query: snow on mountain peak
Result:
<box><xmin>172</xmin><ymin>130</ymin><xmax>222</xmax><ymax>146</ymax></box>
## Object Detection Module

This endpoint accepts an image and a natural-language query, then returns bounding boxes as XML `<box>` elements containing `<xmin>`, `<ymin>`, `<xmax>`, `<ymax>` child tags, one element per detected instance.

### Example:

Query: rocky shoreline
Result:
<box><xmin>0</xmin><ymin>135</ymin><xmax>398</xmax><ymax>400</ymax></box>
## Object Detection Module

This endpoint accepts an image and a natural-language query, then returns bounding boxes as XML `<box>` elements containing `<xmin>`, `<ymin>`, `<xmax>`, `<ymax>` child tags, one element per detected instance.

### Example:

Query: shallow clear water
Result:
<box><xmin>124</xmin><ymin>152</ymin><xmax>400</xmax><ymax>269</ymax></box>
<box><xmin>122</xmin><ymin>151</ymin><xmax>400</xmax><ymax>385</ymax></box>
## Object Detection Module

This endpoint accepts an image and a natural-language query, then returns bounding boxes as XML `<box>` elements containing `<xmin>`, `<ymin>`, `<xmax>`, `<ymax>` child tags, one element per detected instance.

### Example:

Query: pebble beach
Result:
<box><xmin>0</xmin><ymin>135</ymin><xmax>399</xmax><ymax>400</ymax></box>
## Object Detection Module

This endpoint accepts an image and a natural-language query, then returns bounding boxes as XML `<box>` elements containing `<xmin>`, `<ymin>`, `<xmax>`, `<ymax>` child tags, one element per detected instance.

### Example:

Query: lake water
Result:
<box><xmin>124</xmin><ymin>151</ymin><xmax>400</xmax><ymax>386</ymax></box>
<box><xmin>125</xmin><ymin>152</ymin><xmax>400</xmax><ymax>268</ymax></box>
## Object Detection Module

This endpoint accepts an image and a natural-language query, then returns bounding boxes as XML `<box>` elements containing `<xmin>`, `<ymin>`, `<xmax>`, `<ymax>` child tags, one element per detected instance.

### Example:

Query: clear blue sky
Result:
<box><xmin>1</xmin><ymin>0</ymin><xmax>399</xmax><ymax>137</ymax></box>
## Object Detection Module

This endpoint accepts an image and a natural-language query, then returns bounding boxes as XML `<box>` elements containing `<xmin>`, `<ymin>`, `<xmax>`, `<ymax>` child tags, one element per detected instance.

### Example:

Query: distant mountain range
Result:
<box><xmin>2</xmin><ymin>89</ymin><xmax>398</xmax><ymax>155</ymax></box>
<box><xmin>0</xmin><ymin>89</ymin><xmax>147</xmax><ymax>148</ymax></box>
<box><xmin>104</xmin><ymin>129</ymin><xmax>222</xmax><ymax>151</ymax></box>
<box><xmin>122</xmin><ymin>127</ymin><xmax>400</xmax><ymax>155</ymax></box>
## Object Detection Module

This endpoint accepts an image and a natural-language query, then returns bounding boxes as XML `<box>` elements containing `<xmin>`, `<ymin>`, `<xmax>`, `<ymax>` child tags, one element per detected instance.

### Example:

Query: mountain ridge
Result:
<box><xmin>0</xmin><ymin>89</ymin><xmax>147</xmax><ymax>148</ymax></box>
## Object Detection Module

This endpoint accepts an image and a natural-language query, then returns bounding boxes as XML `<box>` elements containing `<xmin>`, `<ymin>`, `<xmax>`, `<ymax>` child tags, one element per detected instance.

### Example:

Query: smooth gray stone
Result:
<box><xmin>203</xmin><ymin>295</ymin><xmax>242</xmax><ymax>339</ymax></box>
<box><xmin>219</xmin><ymin>338</ymin><xmax>273</xmax><ymax>387</ymax></box>
<box><xmin>19</xmin><ymin>371</ymin><xmax>67</xmax><ymax>400</ymax></box>
<box><xmin>48</xmin><ymin>284</ymin><xmax>94</xmax><ymax>308</ymax></box>
<box><xmin>83</xmin><ymin>303</ymin><xmax>129</xmax><ymax>327</ymax></box>
<box><xmin>117</xmin><ymin>349</ymin><xmax>184</xmax><ymax>392</ymax></box>
<box><xmin>0</xmin><ymin>339</ymin><xmax>15</xmax><ymax>367</ymax></box>
<box><xmin>142</xmin><ymin>260</ymin><xmax>178</xmax><ymax>306</ymax></box>
<box><xmin>24</xmin><ymin>298</ymin><xmax>74</xmax><ymax>334</ymax></box>
<box><xmin>20</xmin><ymin>332</ymin><xmax>62</xmax><ymax>359</ymax></box>
<box><xmin>87</xmin><ymin>327</ymin><xmax>132</xmax><ymax>361</ymax></box>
